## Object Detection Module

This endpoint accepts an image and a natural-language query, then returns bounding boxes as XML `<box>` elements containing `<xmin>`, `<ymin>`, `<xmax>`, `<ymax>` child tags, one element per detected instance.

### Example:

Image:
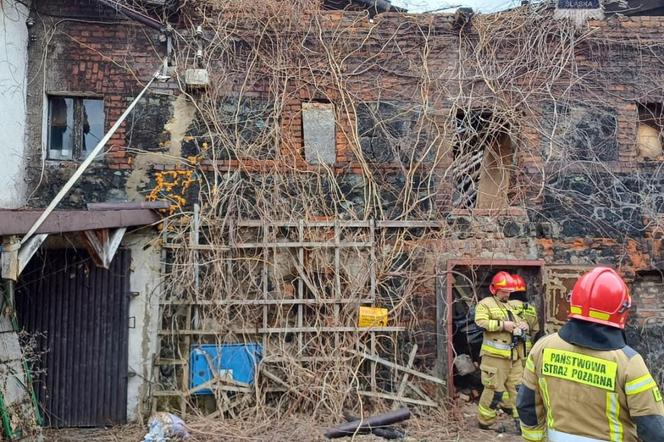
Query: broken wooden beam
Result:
<box><xmin>392</xmin><ymin>344</ymin><xmax>418</xmax><ymax>410</ymax></box>
<box><xmin>357</xmin><ymin>390</ymin><xmax>437</xmax><ymax>408</ymax></box>
<box><xmin>344</xmin><ymin>347</ymin><xmax>445</xmax><ymax>386</ymax></box>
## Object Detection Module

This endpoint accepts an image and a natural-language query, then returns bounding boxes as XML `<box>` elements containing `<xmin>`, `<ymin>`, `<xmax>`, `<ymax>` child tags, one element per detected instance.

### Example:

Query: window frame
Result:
<box><xmin>46</xmin><ymin>94</ymin><xmax>105</xmax><ymax>161</ymax></box>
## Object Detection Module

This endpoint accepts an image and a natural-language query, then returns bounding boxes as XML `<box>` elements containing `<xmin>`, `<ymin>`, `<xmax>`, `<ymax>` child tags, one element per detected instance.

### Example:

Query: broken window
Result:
<box><xmin>47</xmin><ymin>96</ymin><xmax>104</xmax><ymax>160</ymax></box>
<box><xmin>302</xmin><ymin>102</ymin><xmax>336</xmax><ymax>165</ymax></box>
<box><xmin>637</xmin><ymin>103</ymin><xmax>663</xmax><ymax>160</ymax></box>
<box><xmin>452</xmin><ymin>109</ymin><xmax>513</xmax><ymax>210</ymax></box>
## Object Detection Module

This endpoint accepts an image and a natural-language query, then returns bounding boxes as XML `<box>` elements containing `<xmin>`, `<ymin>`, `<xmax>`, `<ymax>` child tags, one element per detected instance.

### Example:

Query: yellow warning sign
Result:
<box><xmin>358</xmin><ymin>306</ymin><xmax>388</xmax><ymax>327</ymax></box>
<box><xmin>542</xmin><ymin>348</ymin><xmax>617</xmax><ymax>391</ymax></box>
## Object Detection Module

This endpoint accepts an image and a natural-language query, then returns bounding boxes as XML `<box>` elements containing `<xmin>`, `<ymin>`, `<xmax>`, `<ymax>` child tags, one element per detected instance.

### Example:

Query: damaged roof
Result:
<box><xmin>604</xmin><ymin>0</ymin><xmax>664</xmax><ymax>16</ymax></box>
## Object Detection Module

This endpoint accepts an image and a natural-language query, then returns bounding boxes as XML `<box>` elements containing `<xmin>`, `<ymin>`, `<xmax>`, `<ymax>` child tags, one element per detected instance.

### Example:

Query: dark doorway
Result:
<box><xmin>15</xmin><ymin>249</ymin><xmax>130</xmax><ymax>427</ymax></box>
<box><xmin>443</xmin><ymin>260</ymin><xmax>544</xmax><ymax>398</ymax></box>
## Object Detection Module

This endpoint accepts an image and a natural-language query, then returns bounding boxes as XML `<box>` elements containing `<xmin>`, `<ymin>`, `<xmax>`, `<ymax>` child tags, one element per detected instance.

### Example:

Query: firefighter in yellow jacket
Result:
<box><xmin>475</xmin><ymin>271</ymin><xmax>529</xmax><ymax>433</ymax></box>
<box><xmin>509</xmin><ymin>274</ymin><xmax>540</xmax><ymax>357</ymax></box>
<box><xmin>517</xmin><ymin>267</ymin><xmax>664</xmax><ymax>442</ymax></box>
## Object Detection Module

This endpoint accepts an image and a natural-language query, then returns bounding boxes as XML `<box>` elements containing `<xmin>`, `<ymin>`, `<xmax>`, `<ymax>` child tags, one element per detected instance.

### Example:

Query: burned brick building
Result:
<box><xmin>1</xmin><ymin>0</ymin><xmax>664</xmax><ymax>434</ymax></box>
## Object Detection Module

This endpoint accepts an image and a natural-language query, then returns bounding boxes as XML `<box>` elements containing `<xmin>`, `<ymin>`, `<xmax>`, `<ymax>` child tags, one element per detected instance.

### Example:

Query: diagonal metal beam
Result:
<box><xmin>20</xmin><ymin>71</ymin><xmax>162</xmax><ymax>247</ymax></box>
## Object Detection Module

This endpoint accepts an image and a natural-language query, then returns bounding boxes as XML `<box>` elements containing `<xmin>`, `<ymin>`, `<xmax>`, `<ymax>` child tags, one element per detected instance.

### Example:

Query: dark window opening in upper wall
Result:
<box><xmin>452</xmin><ymin>109</ymin><xmax>512</xmax><ymax>210</ymax></box>
<box><xmin>637</xmin><ymin>103</ymin><xmax>664</xmax><ymax>160</ymax></box>
<box><xmin>47</xmin><ymin>96</ymin><xmax>104</xmax><ymax>161</ymax></box>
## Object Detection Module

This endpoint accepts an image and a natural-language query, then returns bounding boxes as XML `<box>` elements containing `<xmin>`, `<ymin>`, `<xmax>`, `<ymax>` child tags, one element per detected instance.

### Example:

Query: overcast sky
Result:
<box><xmin>390</xmin><ymin>0</ymin><xmax>521</xmax><ymax>13</ymax></box>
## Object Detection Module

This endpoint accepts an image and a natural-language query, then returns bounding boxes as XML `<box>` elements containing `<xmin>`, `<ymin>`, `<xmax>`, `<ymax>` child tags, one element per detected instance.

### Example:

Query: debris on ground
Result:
<box><xmin>143</xmin><ymin>412</ymin><xmax>190</xmax><ymax>441</ymax></box>
<box><xmin>324</xmin><ymin>408</ymin><xmax>410</xmax><ymax>439</ymax></box>
<box><xmin>44</xmin><ymin>403</ymin><xmax>526</xmax><ymax>442</ymax></box>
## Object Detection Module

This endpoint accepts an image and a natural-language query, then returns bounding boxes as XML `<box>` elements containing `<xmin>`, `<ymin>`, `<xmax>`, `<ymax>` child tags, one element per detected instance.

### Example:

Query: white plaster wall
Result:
<box><xmin>0</xmin><ymin>0</ymin><xmax>30</xmax><ymax>208</ymax></box>
<box><xmin>125</xmin><ymin>233</ymin><xmax>162</xmax><ymax>422</ymax></box>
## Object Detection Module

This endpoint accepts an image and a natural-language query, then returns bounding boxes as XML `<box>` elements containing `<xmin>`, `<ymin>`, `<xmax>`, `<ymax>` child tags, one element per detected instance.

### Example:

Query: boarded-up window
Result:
<box><xmin>303</xmin><ymin>102</ymin><xmax>336</xmax><ymax>165</ymax></box>
<box><xmin>637</xmin><ymin>103</ymin><xmax>663</xmax><ymax>160</ymax></box>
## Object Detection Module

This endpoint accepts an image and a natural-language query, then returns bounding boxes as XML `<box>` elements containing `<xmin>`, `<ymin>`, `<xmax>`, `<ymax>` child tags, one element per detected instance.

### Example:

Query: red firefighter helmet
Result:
<box><xmin>489</xmin><ymin>271</ymin><xmax>518</xmax><ymax>295</ymax></box>
<box><xmin>512</xmin><ymin>274</ymin><xmax>527</xmax><ymax>292</ymax></box>
<box><xmin>568</xmin><ymin>267</ymin><xmax>631</xmax><ymax>329</ymax></box>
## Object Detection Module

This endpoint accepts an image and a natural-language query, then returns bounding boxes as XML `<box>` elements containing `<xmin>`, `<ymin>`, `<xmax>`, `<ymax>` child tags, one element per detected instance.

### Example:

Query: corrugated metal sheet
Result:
<box><xmin>16</xmin><ymin>249</ymin><xmax>130</xmax><ymax>427</ymax></box>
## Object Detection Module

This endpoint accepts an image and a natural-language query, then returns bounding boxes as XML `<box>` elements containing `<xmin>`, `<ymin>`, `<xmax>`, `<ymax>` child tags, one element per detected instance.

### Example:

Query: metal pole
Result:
<box><xmin>21</xmin><ymin>72</ymin><xmax>162</xmax><ymax>246</ymax></box>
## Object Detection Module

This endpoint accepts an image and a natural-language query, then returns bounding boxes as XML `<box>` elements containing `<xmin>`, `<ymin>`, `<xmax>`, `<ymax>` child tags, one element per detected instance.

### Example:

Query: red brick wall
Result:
<box><xmin>26</xmin><ymin>0</ymin><xmax>167</xmax><ymax>172</ymax></box>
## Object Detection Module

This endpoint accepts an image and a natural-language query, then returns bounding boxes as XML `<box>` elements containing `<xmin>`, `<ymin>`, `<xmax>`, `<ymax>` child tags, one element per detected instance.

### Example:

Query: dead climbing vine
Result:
<box><xmin>113</xmin><ymin>0</ymin><xmax>664</xmax><ymax>419</ymax></box>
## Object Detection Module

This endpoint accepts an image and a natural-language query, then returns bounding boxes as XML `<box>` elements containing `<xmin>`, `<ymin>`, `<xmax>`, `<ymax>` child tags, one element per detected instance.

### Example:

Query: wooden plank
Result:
<box><xmin>291</xmin><ymin>256</ymin><xmax>323</xmax><ymax>300</ymax></box>
<box><xmin>392</xmin><ymin>344</ymin><xmax>418</xmax><ymax>410</ymax></box>
<box><xmin>159</xmin><ymin>326</ymin><xmax>406</xmax><ymax>335</ymax></box>
<box><xmin>370</xmin><ymin>220</ymin><xmax>376</xmax><ymax>301</ymax></box>
<box><xmin>184</xmin><ymin>205</ymin><xmax>200</xmax><ymax>415</ymax></box>
<box><xmin>3</xmin><ymin>209</ymin><xmax>160</xmax><ymax>236</ymax></box>
<box><xmin>262</xmin><ymin>224</ymin><xmax>268</xmax><ymax>354</ymax></box>
<box><xmin>334</xmin><ymin>222</ymin><xmax>341</xmax><ymax>348</ymax></box>
<box><xmin>152</xmin><ymin>390</ymin><xmax>185</xmax><ymax>397</ymax></box>
<box><xmin>188</xmin><ymin>381</ymin><xmax>253</xmax><ymax>396</ymax></box>
<box><xmin>356</xmin><ymin>390</ymin><xmax>437</xmax><ymax>407</ymax></box>
<box><xmin>297</xmin><ymin>221</ymin><xmax>304</xmax><ymax>354</ymax></box>
<box><xmin>435</xmin><ymin>273</ymin><xmax>447</xmax><ymax>386</ymax></box>
<box><xmin>163</xmin><ymin>241</ymin><xmax>373</xmax><ymax>250</ymax></box>
<box><xmin>346</xmin><ymin>348</ymin><xmax>445</xmax><ymax>386</ymax></box>
<box><xmin>225</xmin><ymin>219</ymin><xmax>233</xmax><ymax>303</ymax></box>
<box><xmin>370</xmin><ymin>333</ymin><xmax>377</xmax><ymax>391</ymax></box>
<box><xmin>268</xmin><ymin>356</ymin><xmax>353</xmax><ymax>363</ymax></box>
<box><xmin>236</xmin><ymin>220</ymin><xmax>370</xmax><ymax>228</ymax></box>
<box><xmin>160</xmin><ymin>298</ymin><xmax>373</xmax><ymax>306</ymax></box>
<box><xmin>376</xmin><ymin>220</ymin><xmax>442</xmax><ymax>228</ymax></box>
<box><xmin>82</xmin><ymin>229</ymin><xmax>107</xmax><ymax>267</ymax></box>
<box><xmin>261</xmin><ymin>368</ymin><xmax>309</xmax><ymax>400</ymax></box>
<box><xmin>406</xmin><ymin>381</ymin><xmax>435</xmax><ymax>403</ymax></box>
<box><xmin>1</xmin><ymin>239</ymin><xmax>19</xmax><ymax>281</ymax></box>
<box><xmin>154</xmin><ymin>358</ymin><xmax>187</xmax><ymax>366</ymax></box>
<box><xmin>231</xmin><ymin>220</ymin><xmax>442</xmax><ymax>228</ymax></box>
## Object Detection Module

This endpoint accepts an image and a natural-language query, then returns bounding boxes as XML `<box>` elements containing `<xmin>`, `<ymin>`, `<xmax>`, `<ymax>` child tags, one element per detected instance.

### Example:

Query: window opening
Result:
<box><xmin>452</xmin><ymin>109</ymin><xmax>512</xmax><ymax>209</ymax></box>
<box><xmin>48</xmin><ymin>96</ymin><xmax>104</xmax><ymax>160</ymax></box>
<box><xmin>637</xmin><ymin>103</ymin><xmax>663</xmax><ymax>160</ymax></box>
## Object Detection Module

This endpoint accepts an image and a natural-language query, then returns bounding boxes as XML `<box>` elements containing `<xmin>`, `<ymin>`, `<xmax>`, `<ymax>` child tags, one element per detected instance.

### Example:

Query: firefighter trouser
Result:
<box><xmin>478</xmin><ymin>355</ymin><xmax>523</xmax><ymax>426</ymax></box>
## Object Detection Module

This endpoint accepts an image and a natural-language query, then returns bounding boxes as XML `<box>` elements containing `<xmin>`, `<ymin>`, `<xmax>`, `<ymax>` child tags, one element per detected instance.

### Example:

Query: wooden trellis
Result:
<box><xmin>152</xmin><ymin>213</ymin><xmax>442</xmax><ymax>414</ymax></box>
